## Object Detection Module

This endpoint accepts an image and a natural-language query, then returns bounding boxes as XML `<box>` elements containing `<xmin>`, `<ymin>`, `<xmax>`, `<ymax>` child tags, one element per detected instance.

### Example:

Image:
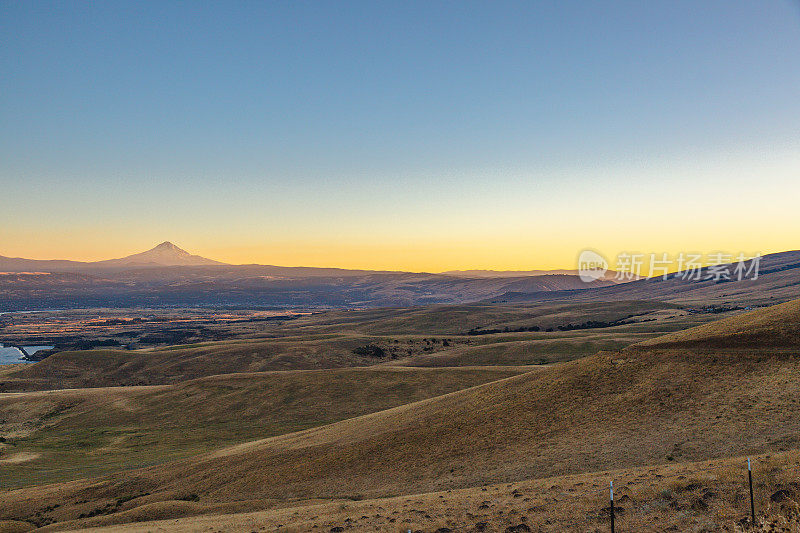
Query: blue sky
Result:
<box><xmin>2</xmin><ymin>1</ymin><xmax>799</xmax><ymax>269</ymax></box>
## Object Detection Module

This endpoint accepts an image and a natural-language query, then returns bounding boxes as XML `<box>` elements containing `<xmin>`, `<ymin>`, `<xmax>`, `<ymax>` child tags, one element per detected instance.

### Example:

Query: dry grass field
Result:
<box><xmin>638</xmin><ymin>298</ymin><xmax>800</xmax><ymax>349</ymax></box>
<box><xmin>1</xmin><ymin>336</ymin><xmax>403</xmax><ymax>390</ymax></box>
<box><xmin>40</xmin><ymin>451</ymin><xmax>800</xmax><ymax>532</ymax></box>
<box><xmin>0</xmin><ymin>366</ymin><xmax>526</xmax><ymax>488</ymax></box>
<box><xmin>1</xmin><ymin>297</ymin><xmax>798</xmax><ymax>531</ymax></box>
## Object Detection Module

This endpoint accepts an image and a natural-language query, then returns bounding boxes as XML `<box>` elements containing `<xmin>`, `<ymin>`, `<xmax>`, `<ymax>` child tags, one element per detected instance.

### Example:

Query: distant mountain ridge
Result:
<box><xmin>0</xmin><ymin>242</ymin><xmax>610</xmax><ymax>275</ymax></box>
<box><xmin>95</xmin><ymin>241</ymin><xmax>226</xmax><ymax>267</ymax></box>
<box><xmin>0</xmin><ymin>243</ymin><xmax>628</xmax><ymax>278</ymax></box>
<box><xmin>0</xmin><ymin>241</ymin><xmax>225</xmax><ymax>271</ymax></box>
<box><xmin>444</xmin><ymin>268</ymin><xmax>626</xmax><ymax>281</ymax></box>
<box><xmin>0</xmin><ymin>242</ymin><xmax>618</xmax><ymax>310</ymax></box>
<box><xmin>485</xmin><ymin>249</ymin><xmax>800</xmax><ymax>307</ymax></box>
<box><xmin>4</xmin><ymin>243</ymin><xmax>799</xmax><ymax>310</ymax></box>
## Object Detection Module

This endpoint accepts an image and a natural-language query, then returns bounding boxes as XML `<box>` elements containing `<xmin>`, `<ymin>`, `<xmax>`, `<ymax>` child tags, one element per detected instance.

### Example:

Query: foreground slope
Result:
<box><xmin>0</xmin><ymin>366</ymin><xmax>525</xmax><ymax>489</ymax></box>
<box><xmin>44</xmin><ymin>451</ymin><xmax>800</xmax><ymax>532</ymax></box>
<box><xmin>2</xmin><ymin>299</ymin><xmax>800</xmax><ymax>530</ymax></box>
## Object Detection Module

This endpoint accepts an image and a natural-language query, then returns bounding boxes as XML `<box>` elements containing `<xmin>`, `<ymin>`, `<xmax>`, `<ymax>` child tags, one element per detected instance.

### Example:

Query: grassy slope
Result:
<box><xmin>0</xmin><ymin>366</ymin><xmax>525</xmax><ymax>489</ymax></box>
<box><xmin>637</xmin><ymin>297</ymin><xmax>800</xmax><ymax>349</ymax></box>
<box><xmin>389</xmin><ymin>310</ymin><xmax>730</xmax><ymax>367</ymax></box>
<box><xmin>392</xmin><ymin>333</ymin><xmax>634</xmax><ymax>366</ymax></box>
<box><xmin>48</xmin><ymin>451</ymin><xmax>800</xmax><ymax>532</ymax></box>
<box><xmin>277</xmin><ymin>300</ymin><xmax>679</xmax><ymax>336</ymax></box>
<box><xmin>3</xmin><ymin>300</ymin><xmax>796</xmax><ymax>530</ymax></box>
<box><xmin>4</xmin><ymin>344</ymin><xmax>800</xmax><ymax>528</ymax></box>
<box><xmin>0</xmin><ymin>336</ymin><xmax>403</xmax><ymax>390</ymax></box>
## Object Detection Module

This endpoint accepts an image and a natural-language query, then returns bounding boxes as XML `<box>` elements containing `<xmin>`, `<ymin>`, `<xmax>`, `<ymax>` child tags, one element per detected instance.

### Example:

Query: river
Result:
<box><xmin>0</xmin><ymin>344</ymin><xmax>53</xmax><ymax>364</ymax></box>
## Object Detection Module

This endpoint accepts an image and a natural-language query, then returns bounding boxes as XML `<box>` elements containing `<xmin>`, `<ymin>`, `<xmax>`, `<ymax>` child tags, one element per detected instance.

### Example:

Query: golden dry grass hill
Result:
<box><xmin>1</xmin><ymin>298</ymin><xmax>799</xmax><ymax>531</ymax></box>
<box><xmin>637</xmin><ymin>297</ymin><xmax>800</xmax><ymax>350</ymax></box>
<box><xmin>0</xmin><ymin>366</ymin><xmax>525</xmax><ymax>489</ymax></box>
<box><xmin>1</xmin><ymin>336</ymin><xmax>393</xmax><ymax>391</ymax></box>
<box><xmin>31</xmin><ymin>451</ymin><xmax>800</xmax><ymax>532</ymax></box>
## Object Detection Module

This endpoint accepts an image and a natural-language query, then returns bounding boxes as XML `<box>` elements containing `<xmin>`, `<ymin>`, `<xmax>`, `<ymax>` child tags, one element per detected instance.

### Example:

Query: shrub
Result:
<box><xmin>352</xmin><ymin>344</ymin><xmax>386</xmax><ymax>358</ymax></box>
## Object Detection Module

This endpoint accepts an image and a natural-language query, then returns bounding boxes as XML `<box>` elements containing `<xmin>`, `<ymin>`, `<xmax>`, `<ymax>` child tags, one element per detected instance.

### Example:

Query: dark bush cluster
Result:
<box><xmin>468</xmin><ymin>325</ymin><xmax>541</xmax><ymax>336</ymax></box>
<box><xmin>352</xmin><ymin>344</ymin><xmax>387</xmax><ymax>358</ymax></box>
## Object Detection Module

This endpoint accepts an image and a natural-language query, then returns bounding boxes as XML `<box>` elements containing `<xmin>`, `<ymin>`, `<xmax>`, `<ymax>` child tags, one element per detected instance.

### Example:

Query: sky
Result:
<box><xmin>1</xmin><ymin>0</ymin><xmax>799</xmax><ymax>272</ymax></box>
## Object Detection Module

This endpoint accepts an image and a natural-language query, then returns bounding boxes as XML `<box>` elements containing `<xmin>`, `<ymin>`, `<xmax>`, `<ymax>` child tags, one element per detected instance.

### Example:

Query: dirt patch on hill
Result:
<box><xmin>0</xmin><ymin>452</ymin><xmax>40</xmax><ymax>464</ymax></box>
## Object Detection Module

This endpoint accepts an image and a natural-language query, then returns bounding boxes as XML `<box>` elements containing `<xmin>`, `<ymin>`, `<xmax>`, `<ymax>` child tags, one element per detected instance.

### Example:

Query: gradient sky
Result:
<box><xmin>2</xmin><ymin>1</ymin><xmax>799</xmax><ymax>272</ymax></box>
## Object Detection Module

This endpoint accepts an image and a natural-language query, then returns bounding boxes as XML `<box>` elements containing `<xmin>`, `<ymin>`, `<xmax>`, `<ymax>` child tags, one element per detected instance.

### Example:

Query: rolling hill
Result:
<box><xmin>0</xmin><ymin>366</ymin><xmax>525</xmax><ymax>489</ymax></box>
<box><xmin>0</xmin><ymin>299</ymin><xmax>695</xmax><ymax>391</ymax></box>
<box><xmin>636</xmin><ymin>297</ymin><xmax>800</xmax><ymax>349</ymax></box>
<box><xmin>278</xmin><ymin>300</ymin><xmax>678</xmax><ymax>336</ymax></box>
<box><xmin>2</xmin><ymin>298</ymin><xmax>799</xmax><ymax>530</ymax></box>
<box><xmin>0</xmin><ymin>335</ymin><xmax>421</xmax><ymax>391</ymax></box>
<box><xmin>31</xmin><ymin>451</ymin><xmax>798</xmax><ymax>532</ymax></box>
<box><xmin>0</xmin><ymin>270</ymin><xmax>615</xmax><ymax>310</ymax></box>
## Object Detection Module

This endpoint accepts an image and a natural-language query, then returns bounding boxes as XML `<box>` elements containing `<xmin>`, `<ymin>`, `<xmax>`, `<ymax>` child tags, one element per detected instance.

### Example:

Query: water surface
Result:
<box><xmin>0</xmin><ymin>344</ymin><xmax>53</xmax><ymax>364</ymax></box>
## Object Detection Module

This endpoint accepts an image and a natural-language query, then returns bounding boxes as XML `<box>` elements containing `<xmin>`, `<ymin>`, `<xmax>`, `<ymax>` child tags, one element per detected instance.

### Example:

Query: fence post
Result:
<box><xmin>610</xmin><ymin>479</ymin><xmax>615</xmax><ymax>533</ymax></box>
<box><xmin>748</xmin><ymin>457</ymin><xmax>755</xmax><ymax>527</ymax></box>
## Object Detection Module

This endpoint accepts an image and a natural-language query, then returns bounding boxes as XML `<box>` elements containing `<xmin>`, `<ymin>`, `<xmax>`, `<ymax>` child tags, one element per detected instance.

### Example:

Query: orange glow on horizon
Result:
<box><xmin>2</xmin><ymin>234</ymin><xmax>795</xmax><ymax>275</ymax></box>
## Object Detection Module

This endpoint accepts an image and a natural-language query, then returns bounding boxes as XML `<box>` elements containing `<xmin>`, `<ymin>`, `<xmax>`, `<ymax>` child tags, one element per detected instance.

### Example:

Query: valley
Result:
<box><xmin>1</xmin><ymin>246</ymin><xmax>799</xmax><ymax>531</ymax></box>
<box><xmin>0</xmin><ymin>291</ymin><xmax>799</xmax><ymax>531</ymax></box>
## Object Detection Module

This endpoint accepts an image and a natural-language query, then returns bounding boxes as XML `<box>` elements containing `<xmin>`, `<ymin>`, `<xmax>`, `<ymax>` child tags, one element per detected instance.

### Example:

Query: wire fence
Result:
<box><xmin>532</xmin><ymin>458</ymin><xmax>800</xmax><ymax>532</ymax></box>
<box><xmin>386</xmin><ymin>457</ymin><xmax>800</xmax><ymax>532</ymax></box>
<box><xmin>5</xmin><ymin>455</ymin><xmax>800</xmax><ymax>531</ymax></box>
